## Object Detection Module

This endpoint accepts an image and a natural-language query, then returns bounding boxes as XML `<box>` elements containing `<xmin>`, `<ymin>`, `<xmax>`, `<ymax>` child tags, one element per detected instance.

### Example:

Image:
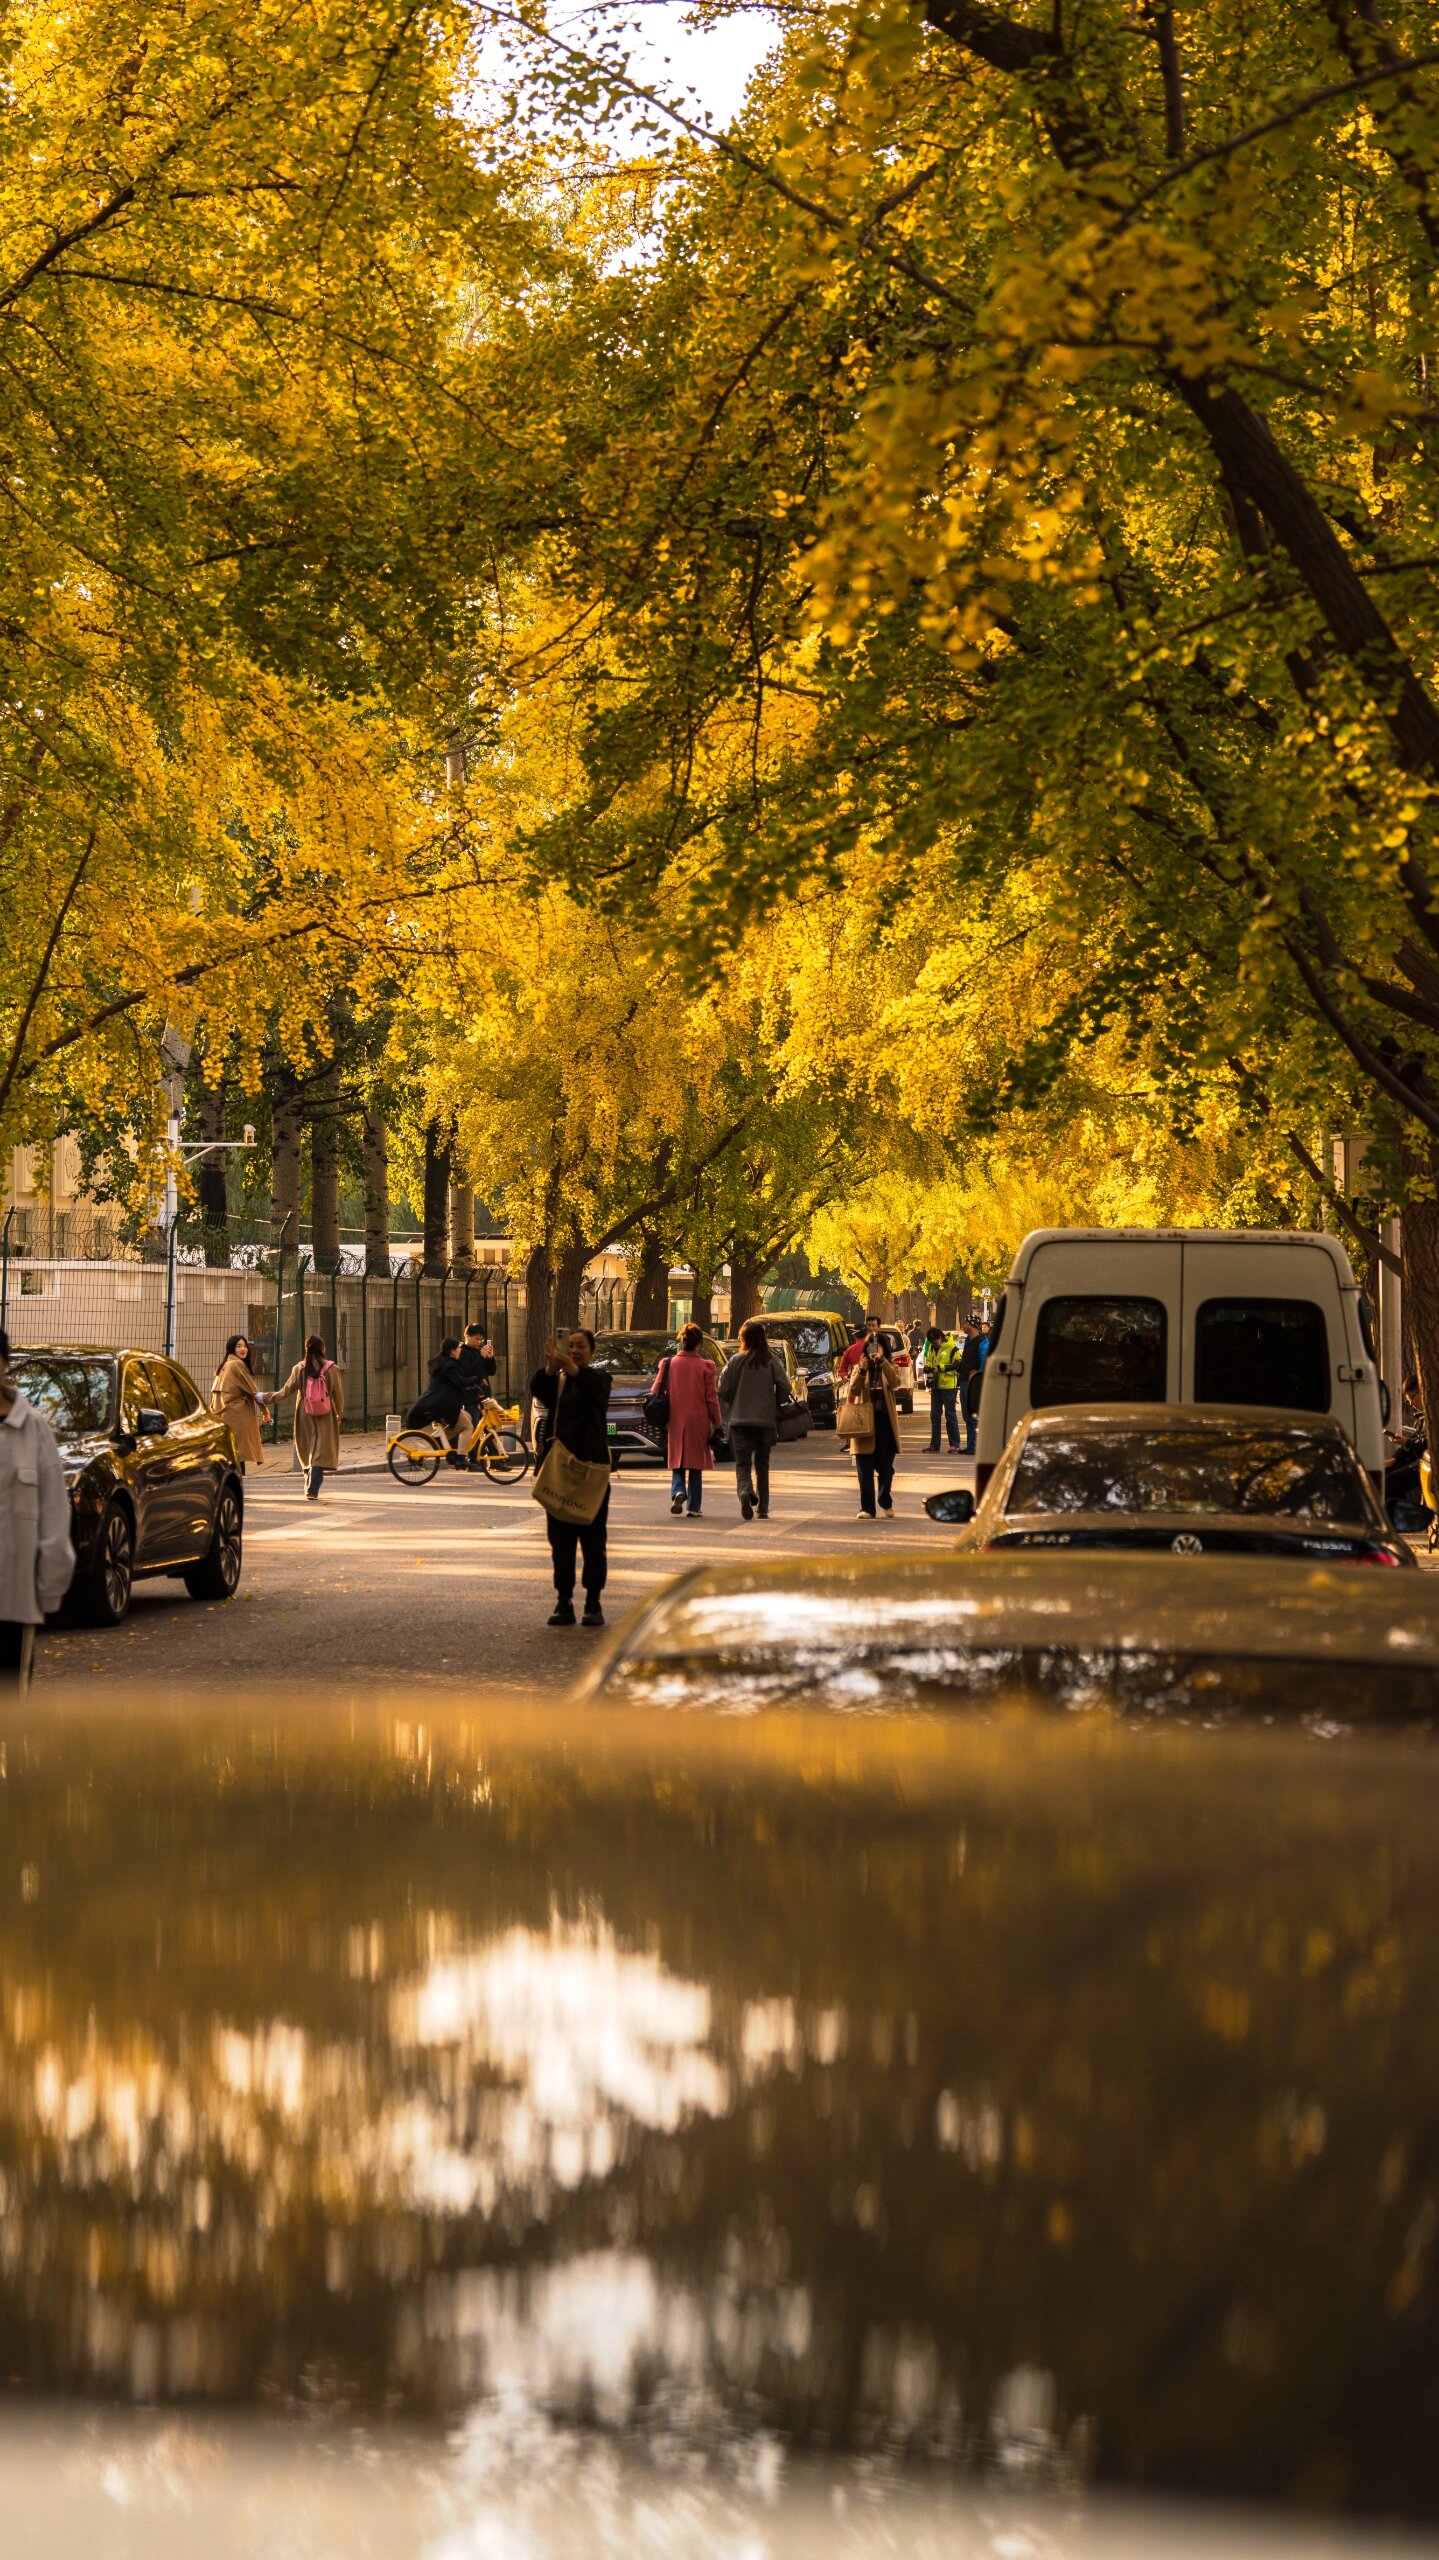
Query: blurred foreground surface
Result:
<box><xmin>2</xmin><ymin>1688</ymin><xmax>1439</xmax><ymax>2548</ymax></box>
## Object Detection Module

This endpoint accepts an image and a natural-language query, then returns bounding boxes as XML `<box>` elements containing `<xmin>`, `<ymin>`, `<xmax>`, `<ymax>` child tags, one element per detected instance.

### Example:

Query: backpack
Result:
<box><xmin>303</xmin><ymin>1365</ymin><xmax>332</xmax><ymax>1416</ymax></box>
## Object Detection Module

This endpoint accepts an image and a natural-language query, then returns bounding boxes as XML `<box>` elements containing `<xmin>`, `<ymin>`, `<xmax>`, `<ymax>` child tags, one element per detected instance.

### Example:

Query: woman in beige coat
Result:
<box><xmin>277</xmin><ymin>1333</ymin><xmax>344</xmax><ymax>1499</ymax></box>
<box><xmin>838</xmin><ymin>1338</ymin><xmax>901</xmax><ymax>1520</ymax></box>
<box><xmin>212</xmin><ymin>1336</ymin><xmax>268</xmax><ymax>1471</ymax></box>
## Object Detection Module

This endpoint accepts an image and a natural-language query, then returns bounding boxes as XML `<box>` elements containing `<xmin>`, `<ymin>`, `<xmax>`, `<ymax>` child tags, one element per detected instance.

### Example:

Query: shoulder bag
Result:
<box><xmin>532</xmin><ymin>1376</ymin><xmax>612</xmax><ymax>1526</ymax></box>
<box><xmin>835</xmin><ymin>1375</ymin><xmax>873</xmax><ymax>1440</ymax></box>
<box><xmin>641</xmin><ymin>1356</ymin><xmax>673</xmax><ymax>1434</ymax></box>
<box><xmin>774</xmin><ymin>1359</ymin><xmax>811</xmax><ymax>1442</ymax></box>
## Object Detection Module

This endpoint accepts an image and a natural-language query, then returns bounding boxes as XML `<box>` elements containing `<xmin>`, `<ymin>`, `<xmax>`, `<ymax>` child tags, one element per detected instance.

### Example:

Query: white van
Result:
<box><xmin>975</xmin><ymin>1229</ymin><xmax>1385</xmax><ymax>1494</ymax></box>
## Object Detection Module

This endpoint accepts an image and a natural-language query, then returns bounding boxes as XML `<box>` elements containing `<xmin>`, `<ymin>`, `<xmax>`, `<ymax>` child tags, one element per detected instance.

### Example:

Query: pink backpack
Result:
<box><xmin>303</xmin><ymin>1365</ymin><xmax>332</xmax><ymax>1416</ymax></box>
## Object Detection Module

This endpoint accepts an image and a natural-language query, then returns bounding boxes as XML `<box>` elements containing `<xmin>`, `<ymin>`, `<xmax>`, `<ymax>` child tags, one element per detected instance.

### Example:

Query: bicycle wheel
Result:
<box><xmin>477</xmin><ymin>1427</ymin><xmax>531</xmax><ymax>1483</ymax></box>
<box><xmin>388</xmin><ymin>1430</ymin><xmax>442</xmax><ymax>1485</ymax></box>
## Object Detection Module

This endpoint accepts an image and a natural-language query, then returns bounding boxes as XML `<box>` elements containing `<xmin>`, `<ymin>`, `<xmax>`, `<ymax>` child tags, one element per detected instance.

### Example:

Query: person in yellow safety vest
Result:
<box><xmin>922</xmin><ymin>1326</ymin><xmax>963</xmax><ymax>1454</ymax></box>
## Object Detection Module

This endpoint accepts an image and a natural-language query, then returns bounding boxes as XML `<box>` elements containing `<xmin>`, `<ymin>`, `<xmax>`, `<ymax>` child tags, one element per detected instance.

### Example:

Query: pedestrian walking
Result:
<box><xmin>405</xmin><ymin>1337</ymin><xmax>471</xmax><ymax>1467</ymax></box>
<box><xmin>718</xmin><ymin>1319</ymin><xmax>790</xmax><ymax>1521</ymax></box>
<box><xmin>838</xmin><ymin>1329</ymin><xmax>901</xmax><ymax>1518</ymax></box>
<box><xmin>530</xmin><ymin>1329</ymin><xmax>613</xmax><ymax>1626</ymax></box>
<box><xmin>652</xmin><ymin>1322</ymin><xmax>722</xmax><ymax>1516</ymax></box>
<box><xmin>0</xmin><ymin>1328</ymin><xmax>73</xmax><ymax>1689</ymax></box>
<box><xmin>837</xmin><ymin>1318</ymin><xmax>873</xmax><ymax>1384</ymax></box>
<box><xmin>277</xmin><ymin>1334</ymin><xmax>344</xmax><ymax>1499</ymax></box>
<box><xmin>958</xmin><ymin>1314</ymin><xmax>986</xmax><ymax>1455</ymax></box>
<box><xmin>922</xmin><ymin>1324</ymin><xmax>963</xmax><ymax>1453</ymax></box>
<box><xmin>212</xmin><ymin>1334</ymin><xmax>268</xmax><ymax>1471</ymax></box>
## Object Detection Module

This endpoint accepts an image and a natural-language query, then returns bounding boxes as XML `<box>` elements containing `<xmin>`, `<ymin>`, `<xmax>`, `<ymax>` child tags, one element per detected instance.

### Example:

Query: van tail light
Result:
<box><xmin>975</xmin><ymin>1463</ymin><xmax>994</xmax><ymax>1501</ymax></box>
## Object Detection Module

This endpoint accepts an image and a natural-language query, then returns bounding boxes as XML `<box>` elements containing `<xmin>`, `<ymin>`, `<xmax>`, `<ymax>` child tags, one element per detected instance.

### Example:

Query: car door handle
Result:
<box><xmin>995</xmin><ymin>1358</ymin><xmax>1024</xmax><ymax>1377</ymax></box>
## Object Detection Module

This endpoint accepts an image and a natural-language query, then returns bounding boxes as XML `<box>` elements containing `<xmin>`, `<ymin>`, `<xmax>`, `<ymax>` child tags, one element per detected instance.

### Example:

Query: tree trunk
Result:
<box><xmin>196</xmin><ymin>1069</ymin><xmax>228</xmax><ymax>1261</ymax></box>
<box><xmin>270</xmin><ymin>1078</ymin><xmax>302</xmax><ymax>1254</ymax></box>
<box><xmin>631</xmin><ymin>1233</ymin><xmax>669</xmax><ymax>1327</ymax></box>
<box><xmin>865</xmin><ymin>1277</ymin><xmax>892</xmax><ymax>1319</ymax></box>
<box><xmin>690</xmin><ymin>1261</ymin><xmax>714</xmax><ymax>1334</ymax></box>
<box><xmin>554</xmin><ymin>1237</ymin><xmax>591</xmax><ymax>1331</ymax></box>
<box><xmin>362</xmin><ymin>1110</ymin><xmax>391</xmax><ymax>1276</ymax></box>
<box><xmin>728</xmin><ymin>1254</ymin><xmax>763</xmax><ymax>1329</ymax></box>
<box><xmin>422</xmin><ymin>1120</ymin><xmax>451</xmax><ymax>1272</ymax></box>
<box><xmin>523</xmin><ymin>1241</ymin><xmax>553</xmax><ymax>1382</ymax></box>
<box><xmin>310</xmin><ymin>1064</ymin><xmax>341</xmax><ymax>1271</ymax></box>
<box><xmin>1401</xmin><ymin>1186</ymin><xmax>1439</xmax><ymax>1448</ymax></box>
<box><xmin>449</xmin><ymin>1183</ymin><xmax>475</xmax><ymax>1270</ymax></box>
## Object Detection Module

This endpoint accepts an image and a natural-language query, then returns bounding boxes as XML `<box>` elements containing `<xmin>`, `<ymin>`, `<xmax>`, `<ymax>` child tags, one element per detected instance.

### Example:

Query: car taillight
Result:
<box><xmin>1353</xmin><ymin>1546</ymin><xmax>1404</xmax><ymax>1566</ymax></box>
<box><xmin>976</xmin><ymin>1463</ymin><xmax>994</xmax><ymax>1500</ymax></box>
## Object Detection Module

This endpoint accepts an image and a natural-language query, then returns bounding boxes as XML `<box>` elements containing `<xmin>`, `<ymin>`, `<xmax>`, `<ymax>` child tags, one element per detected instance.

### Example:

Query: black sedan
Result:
<box><xmin>11</xmin><ymin>1346</ymin><xmax>245</xmax><ymax>1624</ymax></box>
<box><xmin>925</xmin><ymin>1402</ymin><xmax>1414</xmax><ymax>1566</ymax></box>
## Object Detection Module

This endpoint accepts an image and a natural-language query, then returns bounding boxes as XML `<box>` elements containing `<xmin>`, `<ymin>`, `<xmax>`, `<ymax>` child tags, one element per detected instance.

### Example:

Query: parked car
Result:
<box><xmin>926</xmin><ymin>1405</ymin><xmax>1413</xmax><ymax>1566</ymax></box>
<box><xmin>975</xmin><ymin>1227</ymin><xmax>1386</xmax><ymax>1500</ymax></box>
<box><xmin>574</xmin><ymin>1545</ymin><xmax>1439</xmax><ymax>1715</ymax></box>
<box><xmin>9</xmin><ymin>1346</ymin><xmax>245</xmax><ymax>1625</ymax></box>
<box><xmin>753</xmin><ymin>1311</ymin><xmax>851</xmax><ymax>1429</ymax></box>
<box><xmin>589</xmin><ymin>1329</ymin><xmax>726</xmax><ymax>1465</ymax></box>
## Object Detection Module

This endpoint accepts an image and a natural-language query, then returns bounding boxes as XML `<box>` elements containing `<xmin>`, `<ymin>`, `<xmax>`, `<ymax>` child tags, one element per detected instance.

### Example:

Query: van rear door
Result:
<box><xmin>1178</xmin><ymin>1238</ymin><xmax>1354</xmax><ymax>1438</ymax></box>
<box><xmin>1010</xmin><ymin>1238</ymin><xmax>1182</xmax><ymax>1433</ymax></box>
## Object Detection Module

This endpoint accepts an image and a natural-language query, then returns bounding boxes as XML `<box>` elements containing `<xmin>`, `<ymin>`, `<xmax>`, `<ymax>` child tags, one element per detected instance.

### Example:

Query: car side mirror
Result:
<box><xmin>925</xmin><ymin>1488</ymin><xmax>975</xmax><ymax>1525</ymax></box>
<box><xmin>136</xmin><ymin>1407</ymin><xmax>168</xmax><ymax>1437</ymax></box>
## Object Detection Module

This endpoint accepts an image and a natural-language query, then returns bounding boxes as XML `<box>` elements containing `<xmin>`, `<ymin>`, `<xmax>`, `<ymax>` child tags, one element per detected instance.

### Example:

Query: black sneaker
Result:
<box><xmin>740</xmin><ymin>1493</ymin><xmax>755</xmax><ymax>1521</ymax></box>
<box><xmin>547</xmin><ymin>1601</ymin><xmax>576</xmax><ymax>1627</ymax></box>
<box><xmin>670</xmin><ymin>1491</ymin><xmax>685</xmax><ymax>1514</ymax></box>
<box><xmin>581</xmin><ymin>1601</ymin><xmax>605</xmax><ymax>1628</ymax></box>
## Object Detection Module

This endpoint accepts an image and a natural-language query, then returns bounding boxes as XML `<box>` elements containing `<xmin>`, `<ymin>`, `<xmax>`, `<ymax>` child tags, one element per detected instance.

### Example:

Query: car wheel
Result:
<box><xmin>76</xmin><ymin>1501</ymin><xmax>135</xmax><ymax>1626</ymax></box>
<box><xmin>182</xmin><ymin>1483</ymin><xmax>244</xmax><ymax>1601</ymax></box>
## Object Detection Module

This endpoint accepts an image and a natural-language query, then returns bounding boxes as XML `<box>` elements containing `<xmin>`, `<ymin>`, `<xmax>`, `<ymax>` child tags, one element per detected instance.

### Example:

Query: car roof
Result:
<box><xmin>576</xmin><ymin>1550</ymin><xmax>1439</xmax><ymax>1686</ymax></box>
<box><xmin>1007</xmin><ymin>1226</ymin><xmax>1359</xmax><ymax>1282</ymax></box>
<box><xmin>9</xmin><ymin>1344</ymin><xmax>125</xmax><ymax>1361</ymax></box>
<box><xmin>1020</xmin><ymin>1402</ymin><xmax>1352</xmax><ymax>1437</ymax></box>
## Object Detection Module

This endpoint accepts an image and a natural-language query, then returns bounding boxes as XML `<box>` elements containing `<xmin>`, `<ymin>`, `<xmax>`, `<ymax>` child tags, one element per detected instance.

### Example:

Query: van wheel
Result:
<box><xmin>76</xmin><ymin>1502</ymin><xmax>135</xmax><ymax>1626</ymax></box>
<box><xmin>183</xmin><ymin>1484</ymin><xmax>244</xmax><ymax>1600</ymax></box>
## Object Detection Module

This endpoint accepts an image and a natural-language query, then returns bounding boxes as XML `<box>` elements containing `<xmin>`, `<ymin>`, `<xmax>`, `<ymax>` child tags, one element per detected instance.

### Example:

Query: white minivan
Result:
<box><xmin>975</xmin><ymin>1229</ymin><xmax>1385</xmax><ymax>1496</ymax></box>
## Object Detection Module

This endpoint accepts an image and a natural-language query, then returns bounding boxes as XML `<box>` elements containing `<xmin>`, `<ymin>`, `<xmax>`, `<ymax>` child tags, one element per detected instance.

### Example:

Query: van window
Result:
<box><xmin>1194</xmin><ymin>1298</ymin><xmax>1330</xmax><ymax>1412</ymax></box>
<box><xmin>1030</xmin><ymin>1297</ymin><xmax>1167</xmax><ymax>1407</ymax></box>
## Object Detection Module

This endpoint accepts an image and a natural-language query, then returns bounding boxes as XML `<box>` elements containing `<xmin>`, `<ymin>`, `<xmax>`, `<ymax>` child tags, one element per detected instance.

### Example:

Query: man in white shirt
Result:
<box><xmin>0</xmin><ymin>1328</ymin><xmax>74</xmax><ymax>1687</ymax></box>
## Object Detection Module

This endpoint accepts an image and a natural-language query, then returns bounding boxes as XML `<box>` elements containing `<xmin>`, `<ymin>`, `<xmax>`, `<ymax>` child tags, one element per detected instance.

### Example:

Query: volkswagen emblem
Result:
<box><xmin>1171</xmin><ymin>1532</ymin><xmax>1204</xmax><ymax>1557</ymax></box>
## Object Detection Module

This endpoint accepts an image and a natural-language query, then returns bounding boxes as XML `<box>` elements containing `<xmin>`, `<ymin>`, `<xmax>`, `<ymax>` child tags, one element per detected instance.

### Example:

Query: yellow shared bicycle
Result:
<box><xmin>386</xmin><ymin>1397</ymin><xmax>532</xmax><ymax>1486</ymax></box>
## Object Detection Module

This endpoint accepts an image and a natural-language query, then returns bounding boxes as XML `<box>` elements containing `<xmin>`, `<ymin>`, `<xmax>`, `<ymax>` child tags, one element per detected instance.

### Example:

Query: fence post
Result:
<box><xmin>391</xmin><ymin>1268</ymin><xmax>400</xmax><ymax>1420</ymax></box>
<box><xmin>0</xmin><ymin>1207</ymin><xmax>12</xmax><ymax>1337</ymax></box>
<box><xmin>360</xmin><ymin>1270</ymin><xmax>370</xmax><ymax>1433</ymax></box>
<box><xmin>164</xmin><ymin>1218</ymin><xmax>178</xmax><ymax>1359</ymax></box>
<box><xmin>271</xmin><ymin>1246</ymin><xmax>285</xmax><ymax>1441</ymax></box>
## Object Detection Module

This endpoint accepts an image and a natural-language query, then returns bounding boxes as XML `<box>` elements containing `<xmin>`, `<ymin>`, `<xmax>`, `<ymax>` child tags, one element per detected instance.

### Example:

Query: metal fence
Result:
<box><xmin>0</xmin><ymin>1213</ymin><xmax>535</xmax><ymax>1432</ymax></box>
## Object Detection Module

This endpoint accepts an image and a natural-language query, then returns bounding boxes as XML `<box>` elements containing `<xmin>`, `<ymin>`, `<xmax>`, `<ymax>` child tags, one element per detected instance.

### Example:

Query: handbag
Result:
<box><xmin>531</xmin><ymin>1377</ymin><xmax>612</xmax><ymax>1526</ymax></box>
<box><xmin>776</xmin><ymin>1394</ymin><xmax>811</xmax><ymax>1443</ymax></box>
<box><xmin>641</xmin><ymin>1356</ymin><xmax>673</xmax><ymax>1434</ymax></box>
<box><xmin>835</xmin><ymin>1375</ymin><xmax>872</xmax><ymax>1439</ymax></box>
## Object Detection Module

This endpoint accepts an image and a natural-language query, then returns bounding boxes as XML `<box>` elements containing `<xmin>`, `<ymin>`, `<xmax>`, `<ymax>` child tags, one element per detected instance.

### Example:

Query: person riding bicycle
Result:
<box><xmin>405</xmin><ymin>1338</ymin><xmax>470</xmax><ymax>1469</ymax></box>
<box><xmin>456</xmin><ymin>1325</ymin><xmax>498</xmax><ymax>1468</ymax></box>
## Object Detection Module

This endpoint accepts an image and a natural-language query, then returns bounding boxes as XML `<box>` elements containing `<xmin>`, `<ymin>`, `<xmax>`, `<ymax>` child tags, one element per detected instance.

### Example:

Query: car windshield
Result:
<box><xmin>9</xmin><ymin>1354</ymin><xmax>113</xmax><ymax>1437</ymax></box>
<box><xmin>1006</xmin><ymin>1424</ymin><xmax>1370</xmax><ymax>1522</ymax></box>
<box><xmin>589</xmin><ymin>1334</ymin><xmax>674</xmax><ymax>1376</ymax></box>
<box><xmin>771</xmin><ymin>1321</ymin><xmax>833</xmax><ymax>1364</ymax></box>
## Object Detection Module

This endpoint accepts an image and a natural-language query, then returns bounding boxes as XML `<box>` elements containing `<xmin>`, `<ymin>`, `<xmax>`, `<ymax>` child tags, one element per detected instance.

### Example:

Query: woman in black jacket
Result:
<box><xmin>529</xmin><ymin>1329</ymin><xmax>613</xmax><ymax>1628</ymax></box>
<box><xmin>406</xmin><ymin>1339</ymin><xmax>470</xmax><ymax>1467</ymax></box>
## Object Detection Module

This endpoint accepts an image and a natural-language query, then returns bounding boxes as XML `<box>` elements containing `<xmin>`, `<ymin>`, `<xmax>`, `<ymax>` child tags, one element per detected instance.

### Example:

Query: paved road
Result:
<box><xmin>36</xmin><ymin>1420</ymin><xmax>971</xmax><ymax>1690</ymax></box>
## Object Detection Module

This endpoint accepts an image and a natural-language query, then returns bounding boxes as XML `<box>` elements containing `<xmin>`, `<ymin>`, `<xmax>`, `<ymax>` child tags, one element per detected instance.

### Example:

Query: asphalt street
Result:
<box><xmin>35</xmin><ymin>1416</ymin><xmax>968</xmax><ymax>1690</ymax></box>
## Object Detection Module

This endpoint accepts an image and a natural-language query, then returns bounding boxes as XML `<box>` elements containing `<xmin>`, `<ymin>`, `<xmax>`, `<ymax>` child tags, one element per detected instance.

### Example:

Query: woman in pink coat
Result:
<box><xmin>653</xmin><ymin>1323</ymin><xmax>722</xmax><ymax>1516</ymax></box>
